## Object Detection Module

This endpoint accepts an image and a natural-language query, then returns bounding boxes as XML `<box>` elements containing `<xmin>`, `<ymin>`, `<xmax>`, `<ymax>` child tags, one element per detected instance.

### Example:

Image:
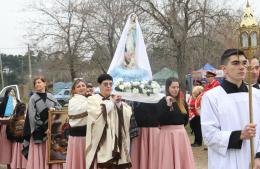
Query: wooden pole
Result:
<box><xmin>245</xmin><ymin>49</ymin><xmax>255</xmax><ymax>169</ymax></box>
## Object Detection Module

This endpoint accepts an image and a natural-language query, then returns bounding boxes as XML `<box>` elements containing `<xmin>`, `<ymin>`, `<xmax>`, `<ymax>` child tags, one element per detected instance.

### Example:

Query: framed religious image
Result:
<box><xmin>48</xmin><ymin>110</ymin><xmax>70</xmax><ymax>164</ymax></box>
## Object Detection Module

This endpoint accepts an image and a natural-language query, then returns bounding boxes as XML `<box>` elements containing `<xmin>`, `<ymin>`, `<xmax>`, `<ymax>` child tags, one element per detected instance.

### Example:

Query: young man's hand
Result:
<box><xmin>240</xmin><ymin>123</ymin><xmax>256</xmax><ymax>140</ymax></box>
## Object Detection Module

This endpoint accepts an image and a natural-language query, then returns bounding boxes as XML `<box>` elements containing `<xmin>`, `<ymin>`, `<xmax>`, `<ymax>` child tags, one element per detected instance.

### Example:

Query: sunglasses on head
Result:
<box><xmin>74</xmin><ymin>77</ymin><xmax>83</xmax><ymax>81</ymax></box>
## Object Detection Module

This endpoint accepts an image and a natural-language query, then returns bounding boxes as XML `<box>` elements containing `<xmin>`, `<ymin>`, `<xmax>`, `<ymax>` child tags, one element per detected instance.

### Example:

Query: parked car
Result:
<box><xmin>54</xmin><ymin>88</ymin><xmax>71</xmax><ymax>106</ymax></box>
<box><xmin>0</xmin><ymin>85</ymin><xmax>21</xmax><ymax>103</ymax></box>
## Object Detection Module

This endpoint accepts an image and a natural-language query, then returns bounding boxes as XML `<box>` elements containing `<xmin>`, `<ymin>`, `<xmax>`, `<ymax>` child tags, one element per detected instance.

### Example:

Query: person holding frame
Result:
<box><xmin>23</xmin><ymin>76</ymin><xmax>63</xmax><ymax>169</ymax></box>
<box><xmin>65</xmin><ymin>79</ymin><xmax>89</xmax><ymax>169</ymax></box>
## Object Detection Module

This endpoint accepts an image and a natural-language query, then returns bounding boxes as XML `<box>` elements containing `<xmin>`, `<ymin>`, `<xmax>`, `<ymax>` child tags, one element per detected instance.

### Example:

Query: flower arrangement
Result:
<box><xmin>114</xmin><ymin>78</ymin><xmax>161</xmax><ymax>96</ymax></box>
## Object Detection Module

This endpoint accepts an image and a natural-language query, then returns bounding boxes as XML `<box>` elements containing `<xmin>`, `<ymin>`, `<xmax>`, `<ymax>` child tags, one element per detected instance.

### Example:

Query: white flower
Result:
<box><xmin>132</xmin><ymin>81</ymin><xmax>140</xmax><ymax>86</ymax></box>
<box><xmin>140</xmin><ymin>84</ymin><xmax>145</xmax><ymax>89</ymax></box>
<box><xmin>153</xmin><ymin>88</ymin><xmax>159</xmax><ymax>94</ymax></box>
<box><xmin>142</xmin><ymin>89</ymin><xmax>147</xmax><ymax>94</ymax></box>
<box><xmin>151</xmin><ymin>81</ymin><xmax>160</xmax><ymax>88</ymax></box>
<box><xmin>124</xmin><ymin>82</ymin><xmax>131</xmax><ymax>88</ymax></box>
<box><xmin>114</xmin><ymin>81</ymin><xmax>121</xmax><ymax>86</ymax></box>
<box><xmin>142</xmin><ymin>80</ymin><xmax>148</xmax><ymax>85</ymax></box>
<box><xmin>114</xmin><ymin>79</ymin><xmax>161</xmax><ymax>95</ymax></box>
<box><xmin>118</xmin><ymin>84</ymin><xmax>125</xmax><ymax>90</ymax></box>
<box><xmin>125</xmin><ymin>88</ymin><xmax>132</xmax><ymax>92</ymax></box>
<box><xmin>132</xmin><ymin>88</ymin><xmax>139</xmax><ymax>94</ymax></box>
<box><xmin>151</xmin><ymin>83</ymin><xmax>156</xmax><ymax>88</ymax></box>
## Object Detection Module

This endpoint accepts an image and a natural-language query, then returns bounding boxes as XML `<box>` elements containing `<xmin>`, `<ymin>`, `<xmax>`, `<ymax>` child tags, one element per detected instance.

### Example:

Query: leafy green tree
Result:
<box><xmin>1</xmin><ymin>54</ymin><xmax>23</xmax><ymax>85</ymax></box>
<box><xmin>0</xmin><ymin>53</ymin><xmax>38</xmax><ymax>86</ymax></box>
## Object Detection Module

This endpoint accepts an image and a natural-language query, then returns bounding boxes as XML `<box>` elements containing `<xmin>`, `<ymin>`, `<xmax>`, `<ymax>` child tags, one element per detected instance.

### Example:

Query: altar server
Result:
<box><xmin>201</xmin><ymin>49</ymin><xmax>260</xmax><ymax>169</ymax></box>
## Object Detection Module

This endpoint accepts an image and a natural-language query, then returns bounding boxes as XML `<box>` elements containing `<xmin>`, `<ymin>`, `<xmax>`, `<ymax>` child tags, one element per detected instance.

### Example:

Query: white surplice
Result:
<box><xmin>201</xmin><ymin>86</ymin><xmax>260</xmax><ymax>169</ymax></box>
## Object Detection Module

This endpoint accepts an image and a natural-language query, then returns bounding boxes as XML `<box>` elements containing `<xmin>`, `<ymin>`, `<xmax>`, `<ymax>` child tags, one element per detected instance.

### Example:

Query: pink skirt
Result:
<box><xmin>26</xmin><ymin>138</ymin><xmax>63</xmax><ymax>169</ymax></box>
<box><xmin>130</xmin><ymin>127</ymin><xmax>160</xmax><ymax>169</ymax></box>
<box><xmin>65</xmin><ymin>136</ymin><xmax>86</xmax><ymax>169</ymax></box>
<box><xmin>158</xmin><ymin>125</ymin><xmax>195</xmax><ymax>169</ymax></box>
<box><xmin>10</xmin><ymin>142</ymin><xmax>27</xmax><ymax>169</ymax></box>
<box><xmin>0</xmin><ymin>125</ymin><xmax>12</xmax><ymax>164</ymax></box>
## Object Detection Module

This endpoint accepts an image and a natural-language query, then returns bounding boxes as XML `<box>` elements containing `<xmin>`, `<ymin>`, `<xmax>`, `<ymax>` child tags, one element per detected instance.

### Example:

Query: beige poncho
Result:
<box><xmin>85</xmin><ymin>94</ymin><xmax>132</xmax><ymax>169</ymax></box>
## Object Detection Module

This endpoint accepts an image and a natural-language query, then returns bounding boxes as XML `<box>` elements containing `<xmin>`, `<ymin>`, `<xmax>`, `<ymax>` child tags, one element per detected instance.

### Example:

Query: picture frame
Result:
<box><xmin>48</xmin><ymin>110</ymin><xmax>69</xmax><ymax>164</ymax></box>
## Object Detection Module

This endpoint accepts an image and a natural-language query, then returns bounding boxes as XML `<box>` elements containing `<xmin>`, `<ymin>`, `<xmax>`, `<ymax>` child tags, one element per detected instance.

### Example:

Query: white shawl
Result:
<box><xmin>68</xmin><ymin>94</ymin><xmax>88</xmax><ymax>127</ymax></box>
<box><xmin>85</xmin><ymin>94</ymin><xmax>132</xmax><ymax>169</ymax></box>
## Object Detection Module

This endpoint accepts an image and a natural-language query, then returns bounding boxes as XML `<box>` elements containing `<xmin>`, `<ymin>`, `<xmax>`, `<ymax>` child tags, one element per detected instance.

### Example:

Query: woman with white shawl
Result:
<box><xmin>66</xmin><ymin>79</ymin><xmax>89</xmax><ymax>169</ymax></box>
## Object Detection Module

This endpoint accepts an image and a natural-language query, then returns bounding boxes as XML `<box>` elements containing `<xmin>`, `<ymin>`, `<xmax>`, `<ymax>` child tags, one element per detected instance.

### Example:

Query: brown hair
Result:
<box><xmin>71</xmin><ymin>79</ymin><xmax>87</xmax><ymax>96</ymax></box>
<box><xmin>165</xmin><ymin>77</ymin><xmax>186</xmax><ymax>114</ymax></box>
<box><xmin>33</xmin><ymin>76</ymin><xmax>47</xmax><ymax>90</ymax></box>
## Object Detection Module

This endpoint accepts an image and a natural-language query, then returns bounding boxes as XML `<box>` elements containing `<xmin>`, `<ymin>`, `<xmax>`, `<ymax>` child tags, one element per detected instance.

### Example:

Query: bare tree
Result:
<box><xmin>25</xmin><ymin>0</ymin><xmax>241</xmax><ymax>86</ymax></box>
<box><xmin>126</xmin><ymin>0</ymin><xmax>201</xmax><ymax>86</ymax></box>
<box><xmin>27</xmin><ymin>0</ymin><xmax>92</xmax><ymax>81</ymax></box>
<box><xmin>129</xmin><ymin>0</ymin><xmax>236</xmax><ymax>87</ymax></box>
<box><xmin>84</xmin><ymin>0</ymin><xmax>140</xmax><ymax>72</ymax></box>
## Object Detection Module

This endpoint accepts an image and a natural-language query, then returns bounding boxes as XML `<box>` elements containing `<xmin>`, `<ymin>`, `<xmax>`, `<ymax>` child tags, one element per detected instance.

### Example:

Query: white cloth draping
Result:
<box><xmin>107</xmin><ymin>14</ymin><xmax>152</xmax><ymax>80</ymax></box>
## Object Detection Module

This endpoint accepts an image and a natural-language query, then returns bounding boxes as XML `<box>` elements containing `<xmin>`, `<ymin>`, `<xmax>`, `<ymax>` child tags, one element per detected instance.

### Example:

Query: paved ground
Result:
<box><xmin>192</xmin><ymin>144</ymin><xmax>208</xmax><ymax>169</ymax></box>
<box><xmin>0</xmin><ymin>131</ymin><xmax>208</xmax><ymax>169</ymax></box>
<box><xmin>189</xmin><ymin>129</ymin><xmax>208</xmax><ymax>169</ymax></box>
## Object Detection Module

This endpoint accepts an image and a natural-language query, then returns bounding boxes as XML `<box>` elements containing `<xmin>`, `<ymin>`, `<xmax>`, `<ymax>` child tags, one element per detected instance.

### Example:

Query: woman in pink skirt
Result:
<box><xmin>22</xmin><ymin>76</ymin><xmax>63</xmax><ymax>169</ymax></box>
<box><xmin>0</xmin><ymin>123</ymin><xmax>12</xmax><ymax>169</ymax></box>
<box><xmin>156</xmin><ymin>77</ymin><xmax>195</xmax><ymax>169</ymax></box>
<box><xmin>6</xmin><ymin>102</ymin><xmax>28</xmax><ymax>169</ymax></box>
<box><xmin>10</xmin><ymin>141</ymin><xmax>27</xmax><ymax>169</ymax></box>
<box><xmin>130</xmin><ymin>102</ymin><xmax>160</xmax><ymax>169</ymax></box>
<box><xmin>66</xmin><ymin>79</ymin><xmax>90</xmax><ymax>169</ymax></box>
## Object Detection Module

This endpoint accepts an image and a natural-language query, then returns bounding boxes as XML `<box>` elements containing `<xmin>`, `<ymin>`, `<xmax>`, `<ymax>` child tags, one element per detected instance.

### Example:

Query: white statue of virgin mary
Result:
<box><xmin>107</xmin><ymin>14</ymin><xmax>152</xmax><ymax>82</ymax></box>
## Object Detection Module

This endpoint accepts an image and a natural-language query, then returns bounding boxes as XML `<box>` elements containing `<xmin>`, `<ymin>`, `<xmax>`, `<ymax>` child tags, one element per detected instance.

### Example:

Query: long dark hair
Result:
<box><xmin>165</xmin><ymin>77</ymin><xmax>186</xmax><ymax>114</ymax></box>
<box><xmin>0</xmin><ymin>88</ymin><xmax>17</xmax><ymax>117</ymax></box>
<box><xmin>13</xmin><ymin>102</ymin><xmax>26</xmax><ymax>117</ymax></box>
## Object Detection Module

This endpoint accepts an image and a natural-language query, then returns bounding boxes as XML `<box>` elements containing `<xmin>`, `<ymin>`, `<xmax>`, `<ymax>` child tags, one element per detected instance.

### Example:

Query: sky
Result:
<box><xmin>0</xmin><ymin>0</ymin><xmax>260</xmax><ymax>55</ymax></box>
<box><xmin>0</xmin><ymin>0</ymin><xmax>32</xmax><ymax>55</ymax></box>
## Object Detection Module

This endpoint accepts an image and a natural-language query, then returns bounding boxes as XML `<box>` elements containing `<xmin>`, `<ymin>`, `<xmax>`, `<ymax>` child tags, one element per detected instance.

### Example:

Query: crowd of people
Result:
<box><xmin>0</xmin><ymin>48</ymin><xmax>260</xmax><ymax>169</ymax></box>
